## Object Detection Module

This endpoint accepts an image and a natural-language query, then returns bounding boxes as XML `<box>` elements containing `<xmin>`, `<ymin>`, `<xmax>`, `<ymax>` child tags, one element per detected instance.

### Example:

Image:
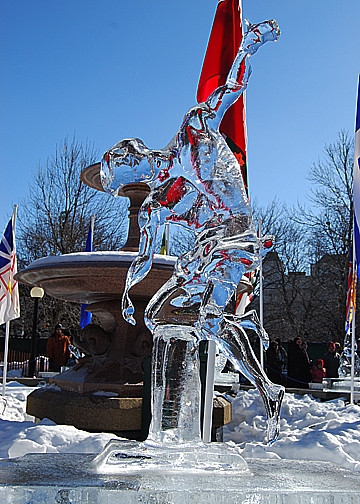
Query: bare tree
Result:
<box><xmin>18</xmin><ymin>135</ymin><xmax>127</xmax><ymax>262</ymax></box>
<box><xmin>297</xmin><ymin>130</ymin><xmax>354</xmax><ymax>342</ymax></box>
<box><xmin>251</xmin><ymin>132</ymin><xmax>355</xmax><ymax>344</ymax></box>
<box><xmin>13</xmin><ymin>135</ymin><xmax>128</xmax><ymax>339</ymax></box>
<box><xmin>306</xmin><ymin>131</ymin><xmax>353</xmax><ymax>256</ymax></box>
<box><xmin>251</xmin><ymin>198</ymin><xmax>316</xmax><ymax>341</ymax></box>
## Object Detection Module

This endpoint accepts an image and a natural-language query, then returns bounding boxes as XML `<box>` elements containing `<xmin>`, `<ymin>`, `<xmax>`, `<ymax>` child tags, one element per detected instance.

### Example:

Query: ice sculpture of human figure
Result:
<box><xmin>101</xmin><ymin>19</ymin><xmax>284</xmax><ymax>443</ymax></box>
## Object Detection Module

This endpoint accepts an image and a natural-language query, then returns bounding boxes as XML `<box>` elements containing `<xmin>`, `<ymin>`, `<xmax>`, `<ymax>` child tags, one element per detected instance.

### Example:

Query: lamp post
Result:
<box><xmin>28</xmin><ymin>287</ymin><xmax>44</xmax><ymax>377</ymax></box>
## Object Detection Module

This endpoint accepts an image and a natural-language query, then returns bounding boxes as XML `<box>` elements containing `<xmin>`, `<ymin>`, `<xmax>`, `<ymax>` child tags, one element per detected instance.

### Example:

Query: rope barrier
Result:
<box><xmin>265</xmin><ymin>364</ymin><xmax>310</xmax><ymax>386</ymax></box>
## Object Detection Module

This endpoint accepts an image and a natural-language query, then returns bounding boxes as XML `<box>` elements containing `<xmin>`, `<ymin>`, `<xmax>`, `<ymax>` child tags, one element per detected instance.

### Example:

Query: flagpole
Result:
<box><xmin>2</xmin><ymin>205</ymin><xmax>18</xmax><ymax>396</ymax></box>
<box><xmin>351</xmin><ymin>73</ymin><xmax>360</xmax><ymax>404</ymax></box>
<box><xmin>80</xmin><ymin>215</ymin><xmax>95</xmax><ymax>329</ymax></box>
<box><xmin>2</xmin><ymin>322</ymin><xmax>10</xmax><ymax>396</ymax></box>
<box><xmin>202</xmin><ymin>339</ymin><xmax>216</xmax><ymax>442</ymax></box>
<box><xmin>90</xmin><ymin>215</ymin><xmax>95</xmax><ymax>244</ymax></box>
<box><xmin>12</xmin><ymin>205</ymin><xmax>18</xmax><ymax>233</ymax></box>
<box><xmin>351</xmin><ymin>224</ymin><xmax>356</xmax><ymax>405</ymax></box>
<box><xmin>258</xmin><ymin>218</ymin><xmax>264</xmax><ymax>369</ymax></box>
<box><xmin>165</xmin><ymin>223</ymin><xmax>170</xmax><ymax>255</ymax></box>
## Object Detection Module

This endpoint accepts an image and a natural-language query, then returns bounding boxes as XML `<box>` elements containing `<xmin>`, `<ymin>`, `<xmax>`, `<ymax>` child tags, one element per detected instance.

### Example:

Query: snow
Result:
<box><xmin>0</xmin><ymin>382</ymin><xmax>114</xmax><ymax>460</ymax></box>
<box><xmin>1</xmin><ymin>382</ymin><xmax>360</xmax><ymax>473</ymax></box>
<box><xmin>224</xmin><ymin>389</ymin><xmax>360</xmax><ymax>472</ymax></box>
<box><xmin>0</xmin><ymin>368</ymin><xmax>23</xmax><ymax>378</ymax></box>
<box><xmin>27</xmin><ymin>251</ymin><xmax>177</xmax><ymax>267</ymax></box>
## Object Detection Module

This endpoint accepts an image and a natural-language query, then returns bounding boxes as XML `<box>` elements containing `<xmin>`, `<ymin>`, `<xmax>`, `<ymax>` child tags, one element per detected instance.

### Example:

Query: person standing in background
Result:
<box><xmin>322</xmin><ymin>342</ymin><xmax>340</xmax><ymax>378</ymax></box>
<box><xmin>46</xmin><ymin>323</ymin><xmax>71</xmax><ymax>372</ymax></box>
<box><xmin>311</xmin><ymin>359</ymin><xmax>327</xmax><ymax>383</ymax></box>
<box><xmin>275</xmin><ymin>338</ymin><xmax>287</xmax><ymax>374</ymax></box>
<box><xmin>287</xmin><ymin>337</ymin><xmax>312</xmax><ymax>388</ymax></box>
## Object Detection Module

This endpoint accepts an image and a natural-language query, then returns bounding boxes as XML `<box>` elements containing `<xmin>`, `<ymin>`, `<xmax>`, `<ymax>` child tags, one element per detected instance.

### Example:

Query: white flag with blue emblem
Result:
<box><xmin>353</xmin><ymin>75</ymin><xmax>360</xmax><ymax>276</ymax></box>
<box><xmin>0</xmin><ymin>208</ymin><xmax>20</xmax><ymax>325</ymax></box>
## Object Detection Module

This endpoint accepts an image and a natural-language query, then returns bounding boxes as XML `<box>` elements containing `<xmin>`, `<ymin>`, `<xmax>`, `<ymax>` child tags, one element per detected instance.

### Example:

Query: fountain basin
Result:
<box><xmin>16</xmin><ymin>251</ymin><xmax>177</xmax><ymax>304</ymax></box>
<box><xmin>15</xmin><ymin>251</ymin><xmax>177</xmax><ymax>434</ymax></box>
<box><xmin>16</xmin><ymin>251</ymin><xmax>177</xmax><ymax>387</ymax></box>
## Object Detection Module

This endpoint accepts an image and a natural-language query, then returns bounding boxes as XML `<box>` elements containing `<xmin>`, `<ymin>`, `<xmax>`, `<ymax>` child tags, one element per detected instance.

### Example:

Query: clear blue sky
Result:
<box><xmin>1</xmin><ymin>0</ymin><xmax>359</xmax><ymax>230</ymax></box>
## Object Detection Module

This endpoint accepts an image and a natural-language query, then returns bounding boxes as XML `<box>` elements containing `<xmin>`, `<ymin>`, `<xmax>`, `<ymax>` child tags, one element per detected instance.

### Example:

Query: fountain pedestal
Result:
<box><xmin>15</xmin><ymin>180</ymin><xmax>177</xmax><ymax>434</ymax></box>
<box><xmin>15</xmin><ymin>250</ymin><xmax>176</xmax><ymax>435</ymax></box>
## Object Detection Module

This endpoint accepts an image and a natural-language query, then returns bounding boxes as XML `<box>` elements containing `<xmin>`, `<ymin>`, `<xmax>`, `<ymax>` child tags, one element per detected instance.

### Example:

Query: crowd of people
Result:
<box><xmin>265</xmin><ymin>337</ymin><xmax>342</xmax><ymax>389</ymax></box>
<box><xmin>45</xmin><ymin>321</ymin><xmax>344</xmax><ymax>390</ymax></box>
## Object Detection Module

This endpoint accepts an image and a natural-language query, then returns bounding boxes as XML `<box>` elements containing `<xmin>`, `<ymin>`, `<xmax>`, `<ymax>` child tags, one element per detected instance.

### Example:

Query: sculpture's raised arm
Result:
<box><xmin>122</xmin><ymin>201</ymin><xmax>161</xmax><ymax>325</ymax></box>
<box><xmin>205</xmin><ymin>19</ymin><xmax>280</xmax><ymax>128</ymax></box>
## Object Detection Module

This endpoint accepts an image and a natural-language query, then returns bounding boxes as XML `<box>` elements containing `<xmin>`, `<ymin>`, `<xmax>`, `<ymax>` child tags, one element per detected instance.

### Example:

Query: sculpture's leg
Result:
<box><xmin>144</xmin><ymin>273</ymin><xmax>186</xmax><ymax>332</ymax></box>
<box><xmin>219</xmin><ymin>317</ymin><xmax>284</xmax><ymax>444</ymax></box>
<box><xmin>230</xmin><ymin>310</ymin><xmax>270</xmax><ymax>350</ymax></box>
<box><xmin>147</xmin><ymin>325</ymin><xmax>202</xmax><ymax>444</ymax></box>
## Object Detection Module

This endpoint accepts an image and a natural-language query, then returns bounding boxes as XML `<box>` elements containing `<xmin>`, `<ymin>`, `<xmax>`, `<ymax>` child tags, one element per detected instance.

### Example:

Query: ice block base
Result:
<box><xmin>1</xmin><ymin>452</ymin><xmax>360</xmax><ymax>503</ymax></box>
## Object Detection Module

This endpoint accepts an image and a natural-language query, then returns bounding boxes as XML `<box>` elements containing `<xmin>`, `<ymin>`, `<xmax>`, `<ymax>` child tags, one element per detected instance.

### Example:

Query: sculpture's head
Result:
<box><xmin>100</xmin><ymin>138</ymin><xmax>153</xmax><ymax>197</ymax></box>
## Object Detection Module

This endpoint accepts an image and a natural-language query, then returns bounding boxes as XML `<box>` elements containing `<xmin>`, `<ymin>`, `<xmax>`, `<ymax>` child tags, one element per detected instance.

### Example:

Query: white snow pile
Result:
<box><xmin>0</xmin><ymin>368</ymin><xmax>24</xmax><ymax>378</ymax></box>
<box><xmin>224</xmin><ymin>389</ymin><xmax>360</xmax><ymax>472</ymax></box>
<box><xmin>1</xmin><ymin>382</ymin><xmax>360</xmax><ymax>473</ymax></box>
<box><xmin>0</xmin><ymin>382</ymin><xmax>114</xmax><ymax>459</ymax></box>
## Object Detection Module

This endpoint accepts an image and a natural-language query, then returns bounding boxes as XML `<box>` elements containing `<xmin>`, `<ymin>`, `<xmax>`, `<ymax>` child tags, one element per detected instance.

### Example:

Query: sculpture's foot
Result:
<box><xmin>258</xmin><ymin>325</ymin><xmax>270</xmax><ymax>350</ymax></box>
<box><xmin>93</xmin><ymin>439</ymin><xmax>248</xmax><ymax>474</ymax></box>
<box><xmin>266</xmin><ymin>386</ymin><xmax>284</xmax><ymax>445</ymax></box>
<box><xmin>242</xmin><ymin>19</ymin><xmax>280</xmax><ymax>55</ymax></box>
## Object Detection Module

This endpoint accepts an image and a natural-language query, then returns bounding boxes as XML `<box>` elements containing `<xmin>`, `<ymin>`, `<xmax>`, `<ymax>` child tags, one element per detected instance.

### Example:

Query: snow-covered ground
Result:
<box><xmin>224</xmin><ymin>389</ymin><xmax>360</xmax><ymax>472</ymax></box>
<box><xmin>1</xmin><ymin>382</ymin><xmax>360</xmax><ymax>472</ymax></box>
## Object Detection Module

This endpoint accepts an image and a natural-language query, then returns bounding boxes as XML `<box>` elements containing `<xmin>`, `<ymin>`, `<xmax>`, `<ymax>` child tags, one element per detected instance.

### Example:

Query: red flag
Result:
<box><xmin>197</xmin><ymin>0</ymin><xmax>248</xmax><ymax>195</ymax></box>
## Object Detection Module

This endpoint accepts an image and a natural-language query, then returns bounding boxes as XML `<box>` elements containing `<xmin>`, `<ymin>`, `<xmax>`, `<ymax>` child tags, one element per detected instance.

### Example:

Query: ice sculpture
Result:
<box><xmin>98</xmin><ymin>19</ymin><xmax>284</xmax><ymax>469</ymax></box>
<box><xmin>339</xmin><ymin>333</ymin><xmax>360</xmax><ymax>378</ymax></box>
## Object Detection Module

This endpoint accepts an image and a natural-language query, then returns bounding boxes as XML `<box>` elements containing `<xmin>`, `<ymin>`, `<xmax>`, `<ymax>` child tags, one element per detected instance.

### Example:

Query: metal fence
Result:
<box><xmin>0</xmin><ymin>349</ymin><xmax>49</xmax><ymax>376</ymax></box>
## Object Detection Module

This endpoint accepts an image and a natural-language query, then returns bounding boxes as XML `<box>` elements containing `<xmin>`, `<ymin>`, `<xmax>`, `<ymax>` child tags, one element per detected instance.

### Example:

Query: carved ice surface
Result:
<box><xmin>339</xmin><ymin>332</ymin><xmax>360</xmax><ymax>378</ymax></box>
<box><xmin>98</xmin><ymin>19</ymin><xmax>283</xmax><ymax>469</ymax></box>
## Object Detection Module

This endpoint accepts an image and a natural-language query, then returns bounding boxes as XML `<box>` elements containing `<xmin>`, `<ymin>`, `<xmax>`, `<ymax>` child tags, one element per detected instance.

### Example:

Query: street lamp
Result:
<box><xmin>28</xmin><ymin>287</ymin><xmax>44</xmax><ymax>377</ymax></box>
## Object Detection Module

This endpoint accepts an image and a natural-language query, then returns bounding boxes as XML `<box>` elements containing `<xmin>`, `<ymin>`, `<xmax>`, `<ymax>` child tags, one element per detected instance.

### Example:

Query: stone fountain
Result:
<box><xmin>15</xmin><ymin>169</ymin><xmax>176</xmax><ymax>436</ymax></box>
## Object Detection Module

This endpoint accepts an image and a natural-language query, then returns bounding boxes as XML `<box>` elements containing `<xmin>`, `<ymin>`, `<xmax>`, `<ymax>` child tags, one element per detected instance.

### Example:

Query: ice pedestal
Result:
<box><xmin>94</xmin><ymin>326</ymin><xmax>247</xmax><ymax>472</ymax></box>
<box><xmin>94</xmin><ymin>438</ymin><xmax>247</xmax><ymax>473</ymax></box>
<box><xmin>1</xmin><ymin>453</ymin><xmax>360</xmax><ymax>503</ymax></box>
<box><xmin>323</xmin><ymin>377</ymin><xmax>360</xmax><ymax>394</ymax></box>
<box><xmin>148</xmin><ymin>326</ymin><xmax>202</xmax><ymax>444</ymax></box>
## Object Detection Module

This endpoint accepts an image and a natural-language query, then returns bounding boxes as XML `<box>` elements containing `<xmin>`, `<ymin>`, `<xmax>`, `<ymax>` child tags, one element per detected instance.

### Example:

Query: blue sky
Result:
<box><xmin>1</xmin><ymin>0</ymin><xmax>359</xmax><ymax>230</ymax></box>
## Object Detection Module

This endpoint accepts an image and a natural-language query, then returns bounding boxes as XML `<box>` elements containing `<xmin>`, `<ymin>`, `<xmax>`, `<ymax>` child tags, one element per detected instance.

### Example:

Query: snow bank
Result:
<box><xmin>0</xmin><ymin>382</ymin><xmax>114</xmax><ymax>459</ymax></box>
<box><xmin>224</xmin><ymin>389</ymin><xmax>360</xmax><ymax>472</ymax></box>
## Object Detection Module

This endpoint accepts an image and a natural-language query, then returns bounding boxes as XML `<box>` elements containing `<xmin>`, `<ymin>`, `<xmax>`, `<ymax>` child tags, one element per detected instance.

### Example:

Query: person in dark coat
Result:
<box><xmin>287</xmin><ymin>336</ymin><xmax>311</xmax><ymax>388</ymax></box>
<box><xmin>322</xmin><ymin>342</ymin><xmax>340</xmax><ymax>378</ymax></box>
<box><xmin>266</xmin><ymin>341</ymin><xmax>286</xmax><ymax>385</ymax></box>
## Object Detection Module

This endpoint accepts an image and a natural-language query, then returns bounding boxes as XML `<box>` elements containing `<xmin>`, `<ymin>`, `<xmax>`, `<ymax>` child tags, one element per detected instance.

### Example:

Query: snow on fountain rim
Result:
<box><xmin>27</xmin><ymin>251</ymin><xmax>178</xmax><ymax>268</ymax></box>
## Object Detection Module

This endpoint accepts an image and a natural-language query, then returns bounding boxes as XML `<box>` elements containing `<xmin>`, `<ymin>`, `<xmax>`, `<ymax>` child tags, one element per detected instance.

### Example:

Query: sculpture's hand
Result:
<box><xmin>241</xmin><ymin>19</ymin><xmax>280</xmax><ymax>55</ymax></box>
<box><xmin>121</xmin><ymin>252</ymin><xmax>155</xmax><ymax>325</ymax></box>
<box><xmin>208</xmin><ymin>19</ymin><xmax>280</xmax><ymax>127</ymax></box>
<box><xmin>122</xmin><ymin>291</ymin><xmax>136</xmax><ymax>326</ymax></box>
<box><xmin>260</xmin><ymin>234</ymin><xmax>275</xmax><ymax>258</ymax></box>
